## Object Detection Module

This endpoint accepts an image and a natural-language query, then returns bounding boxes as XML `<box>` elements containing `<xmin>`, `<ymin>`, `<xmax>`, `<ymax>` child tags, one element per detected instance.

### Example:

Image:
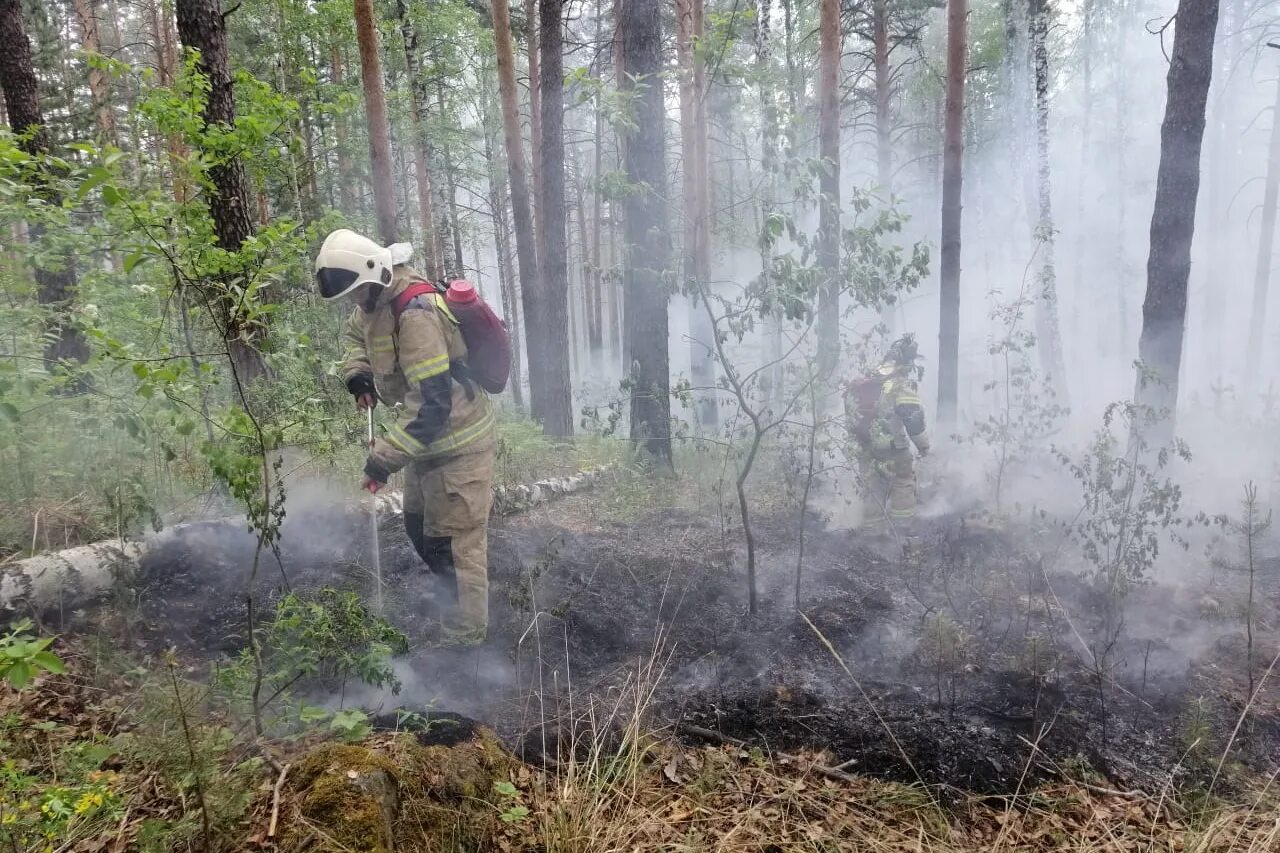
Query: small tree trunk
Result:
<box><xmin>493</xmin><ymin>0</ymin><xmax>551</xmax><ymax>427</ymax></box>
<box><xmin>678</xmin><ymin>0</ymin><xmax>718</xmax><ymax>428</ymax></box>
<box><xmin>590</xmin><ymin>26</ymin><xmax>605</xmax><ymax>355</ymax></box>
<box><xmin>0</xmin><ymin>0</ymin><xmax>90</xmax><ymax>370</ymax></box>
<box><xmin>1134</xmin><ymin>0</ymin><xmax>1219</xmax><ymax>438</ymax></box>
<box><xmin>937</xmin><ymin>0</ymin><xmax>967</xmax><ymax>425</ymax></box>
<box><xmin>815</xmin><ymin>0</ymin><xmax>840</xmax><ymax>379</ymax></box>
<box><xmin>1245</xmin><ymin>66</ymin><xmax>1280</xmax><ymax>384</ymax></box>
<box><xmin>352</xmin><ymin>0</ymin><xmax>398</xmax><ymax>244</ymax></box>
<box><xmin>1030</xmin><ymin>0</ymin><xmax>1068</xmax><ymax>406</ymax></box>
<box><xmin>620</xmin><ymin>0</ymin><xmax>671</xmax><ymax>463</ymax></box>
<box><xmin>72</xmin><ymin>0</ymin><xmax>114</xmax><ymax>144</ymax></box>
<box><xmin>330</xmin><ymin>42</ymin><xmax>357</xmax><ymax>211</ymax></box>
<box><xmin>873</xmin><ymin>0</ymin><xmax>891</xmax><ymax>192</ymax></box>
<box><xmin>526</xmin><ymin>0</ymin><xmax>541</xmax><ymax>249</ymax></box>
<box><xmin>395</xmin><ymin>0</ymin><xmax>440</xmax><ymax>279</ymax></box>
<box><xmin>175</xmin><ymin>0</ymin><xmax>268</xmax><ymax>381</ymax></box>
<box><xmin>535</xmin><ymin>0</ymin><xmax>573</xmax><ymax>436</ymax></box>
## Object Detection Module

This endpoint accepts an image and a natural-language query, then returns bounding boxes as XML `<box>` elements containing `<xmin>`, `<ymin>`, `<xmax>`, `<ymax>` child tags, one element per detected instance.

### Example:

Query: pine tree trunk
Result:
<box><xmin>536</xmin><ymin>0</ymin><xmax>573</xmax><ymax>436</ymax></box>
<box><xmin>484</xmin><ymin>85</ymin><xmax>525</xmax><ymax>409</ymax></box>
<box><xmin>175</xmin><ymin>0</ymin><xmax>267</xmax><ymax>382</ymax></box>
<box><xmin>493</xmin><ymin>0</ymin><xmax>552</xmax><ymax>427</ymax></box>
<box><xmin>352</xmin><ymin>0</ymin><xmax>398</xmax><ymax>244</ymax></box>
<box><xmin>525</xmin><ymin>0</ymin><xmax>541</xmax><ymax>250</ymax></box>
<box><xmin>72</xmin><ymin>0</ymin><xmax>114</xmax><ymax>144</ymax></box>
<box><xmin>873</xmin><ymin>0</ymin><xmax>891</xmax><ymax>192</ymax></box>
<box><xmin>937</xmin><ymin>0</ymin><xmax>967</xmax><ymax>425</ymax></box>
<box><xmin>590</xmin><ymin>15</ymin><xmax>605</xmax><ymax>356</ymax></box>
<box><xmin>0</xmin><ymin>0</ymin><xmax>90</xmax><ymax>370</ymax></box>
<box><xmin>1135</xmin><ymin>0</ymin><xmax>1219</xmax><ymax>437</ymax></box>
<box><xmin>1245</xmin><ymin>64</ymin><xmax>1280</xmax><ymax>384</ymax></box>
<box><xmin>1030</xmin><ymin>0</ymin><xmax>1067</xmax><ymax>406</ymax></box>
<box><xmin>395</xmin><ymin>0</ymin><xmax>440</xmax><ymax>279</ymax></box>
<box><xmin>620</xmin><ymin>0</ymin><xmax>671</xmax><ymax>463</ymax></box>
<box><xmin>677</xmin><ymin>0</ymin><xmax>717</xmax><ymax>428</ymax></box>
<box><xmin>815</xmin><ymin>0</ymin><xmax>841</xmax><ymax>379</ymax></box>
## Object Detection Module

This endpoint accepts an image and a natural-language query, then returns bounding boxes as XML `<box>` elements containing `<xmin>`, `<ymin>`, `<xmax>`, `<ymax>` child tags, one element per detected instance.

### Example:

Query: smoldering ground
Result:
<box><xmin>87</xmin><ymin>458</ymin><xmax>1280</xmax><ymax>797</ymax></box>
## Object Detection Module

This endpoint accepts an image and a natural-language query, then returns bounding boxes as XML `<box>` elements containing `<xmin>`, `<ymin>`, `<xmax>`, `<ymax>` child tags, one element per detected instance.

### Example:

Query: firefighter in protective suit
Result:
<box><xmin>315</xmin><ymin>229</ymin><xmax>496</xmax><ymax>645</ymax></box>
<box><xmin>845</xmin><ymin>334</ymin><xmax>931</xmax><ymax>529</ymax></box>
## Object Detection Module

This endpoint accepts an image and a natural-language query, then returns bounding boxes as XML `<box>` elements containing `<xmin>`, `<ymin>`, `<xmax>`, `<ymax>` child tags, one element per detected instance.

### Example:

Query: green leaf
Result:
<box><xmin>123</xmin><ymin>250</ymin><xmax>150</xmax><ymax>273</ymax></box>
<box><xmin>493</xmin><ymin>781</ymin><xmax>518</xmax><ymax>797</ymax></box>
<box><xmin>31</xmin><ymin>651</ymin><xmax>65</xmax><ymax>674</ymax></box>
<box><xmin>0</xmin><ymin>402</ymin><xmax>18</xmax><ymax>423</ymax></box>
<box><xmin>5</xmin><ymin>661</ymin><xmax>32</xmax><ymax>689</ymax></box>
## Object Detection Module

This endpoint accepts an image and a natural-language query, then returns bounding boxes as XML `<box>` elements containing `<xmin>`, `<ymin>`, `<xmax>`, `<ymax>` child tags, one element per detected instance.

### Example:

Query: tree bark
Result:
<box><xmin>535</xmin><ymin>0</ymin><xmax>573</xmax><ymax>436</ymax></box>
<box><xmin>330</xmin><ymin>41</ymin><xmax>357</xmax><ymax>212</ymax></box>
<box><xmin>352</xmin><ymin>0</ymin><xmax>398</xmax><ymax>245</ymax></box>
<box><xmin>873</xmin><ymin>0</ymin><xmax>891</xmax><ymax>192</ymax></box>
<box><xmin>526</xmin><ymin>0</ymin><xmax>542</xmax><ymax>250</ymax></box>
<box><xmin>395</xmin><ymin>0</ymin><xmax>440</xmax><ymax>279</ymax></box>
<box><xmin>493</xmin><ymin>0</ymin><xmax>551</xmax><ymax>428</ymax></box>
<box><xmin>815</xmin><ymin>0</ymin><xmax>841</xmax><ymax>379</ymax></box>
<box><xmin>590</xmin><ymin>10</ymin><xmax>605</xmax><ymax>355</ymax></box>
<box><xmin>484</xmin><ymin>85</ymin><xmax>525</xmax><ymax>409</ymax></box>
<box><xmin>1030</xmin><ymin>0</ymin><xmax>1067</xmax><ymax>406</ymax></box>
<box><xmin>175</xmin><ymin>0</ymin><xmax>267</xmax><ymax>381</ymax></box>
<box><xmin>72</xmin><ymin>0</ymin><xmax>114</xmax><ymax>143</ymax></box>
<box><xmin>1134</xmin><ymin>0</ymin><xmax>1219</xmax><ymax>437</ymax></box>
<box><xmin>0</xmin><ymin>0</ymin><xmax>90</xmax><ymax>370</ymax></box>
<box><xmin>1245</xmin><ymin>55</ymin><xmax>1279</xmax><ymax>385</ymax></box>
<box><xmin>937</xmin><ymin>0</ymin><xmax>967</xmax><ymax>425</ymax></box>
<box><xmin>620</xmin><ymin>0</ymin><xmax>671</xmax><ymax>462</ymax></box>
<box><xmin>677</xmin><ymin>0</ymin><xmax>717</xmax><ymax>428</ymax></box>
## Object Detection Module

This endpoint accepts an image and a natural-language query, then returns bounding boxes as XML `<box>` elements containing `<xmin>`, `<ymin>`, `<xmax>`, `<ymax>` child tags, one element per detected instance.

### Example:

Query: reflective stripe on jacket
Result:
<box><xmin>342</xmin><ymin>266</ymin><xmax>495</xmax><ymax>475</ymax></box>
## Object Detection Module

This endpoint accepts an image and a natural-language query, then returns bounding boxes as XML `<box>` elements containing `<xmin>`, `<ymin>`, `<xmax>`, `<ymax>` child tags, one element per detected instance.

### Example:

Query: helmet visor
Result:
<box><xmin>316</xmin><ymin>266</ymin><xmax>360</xmax><ymax>300</ymax></box>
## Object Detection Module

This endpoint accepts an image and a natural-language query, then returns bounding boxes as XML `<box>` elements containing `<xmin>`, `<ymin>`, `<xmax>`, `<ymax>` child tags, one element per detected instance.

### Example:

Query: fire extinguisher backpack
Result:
<box><xmin>392</xmin><ymin>279</ymin><xmax>513</xmax><ymax>394</ymax></box>
<box><xmin>846</xmin><ymin>376</ymin><xmax>884</xmax><ymax>444</ymax></box>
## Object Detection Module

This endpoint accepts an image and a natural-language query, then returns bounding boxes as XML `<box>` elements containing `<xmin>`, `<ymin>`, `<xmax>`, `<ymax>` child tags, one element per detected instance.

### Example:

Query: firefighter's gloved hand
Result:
<box><xmin>346</xmin><ymin>373</ymin><xmax>378</xmax><ymax>410</ymax></box>
<box><xmin>361</xmin><ymin>457</ymin><xmax>390</xmax><ymax>494</ymax></box>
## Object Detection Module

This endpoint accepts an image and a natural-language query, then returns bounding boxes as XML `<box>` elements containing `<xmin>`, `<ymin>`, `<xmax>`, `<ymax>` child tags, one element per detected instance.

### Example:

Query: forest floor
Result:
<box><xmin>9</xmin><ymin>465</ymin><xmax>1280</xmax><ymax>849</ymax></box>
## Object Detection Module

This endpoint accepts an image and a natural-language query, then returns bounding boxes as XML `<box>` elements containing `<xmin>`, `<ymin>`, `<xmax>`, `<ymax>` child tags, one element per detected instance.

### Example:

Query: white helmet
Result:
<box><xmin>314</xmin><ymin>228</ymin><xmax>394</xmax><ymax>300</ymax></box>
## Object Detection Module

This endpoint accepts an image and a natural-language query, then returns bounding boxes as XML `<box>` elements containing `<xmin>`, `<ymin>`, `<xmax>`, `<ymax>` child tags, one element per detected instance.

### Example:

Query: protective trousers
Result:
<box><xmin>401</xmin><ymin>445</ymin><xmax>496</xmax><ymax>637</ymax></box>
<box><xmin>858</xmin><ymin>445</ymin><xmax>917</xmax><ymax>529</ymax></box>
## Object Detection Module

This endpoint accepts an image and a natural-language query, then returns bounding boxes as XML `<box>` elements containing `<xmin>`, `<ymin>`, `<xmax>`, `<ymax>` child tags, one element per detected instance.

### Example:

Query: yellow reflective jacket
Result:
<box><xmin>342</xmin><ymin>266</ymin><xmax>495</xmax><ymax>477</ymax></box>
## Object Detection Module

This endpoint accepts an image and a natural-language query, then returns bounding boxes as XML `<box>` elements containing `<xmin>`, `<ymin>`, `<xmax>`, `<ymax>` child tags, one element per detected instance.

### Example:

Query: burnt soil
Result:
<box><xmin>82</xmin><ymin>486</ymin><xmax>1280</xmax><ymax>798</ymax></box>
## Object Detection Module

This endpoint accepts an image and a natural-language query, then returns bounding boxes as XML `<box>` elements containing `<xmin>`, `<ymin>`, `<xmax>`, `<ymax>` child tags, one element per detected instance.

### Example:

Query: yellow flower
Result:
<box><xmin>73</xmin><ymin>792</ymin><xmax>104</xmax><ymax>814</ymax></box>
<box><xmin>2</xmin><ymin>812</ymin><xmax>17</xmax><ymax>825</ymax></box>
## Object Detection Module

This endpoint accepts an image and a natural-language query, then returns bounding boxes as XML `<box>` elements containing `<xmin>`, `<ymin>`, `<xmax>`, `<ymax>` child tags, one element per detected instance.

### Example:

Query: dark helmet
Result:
<box><xmin>876</xmin><ymin>333</ymin><xmax>923</xmax><ymax>378</ymax></box>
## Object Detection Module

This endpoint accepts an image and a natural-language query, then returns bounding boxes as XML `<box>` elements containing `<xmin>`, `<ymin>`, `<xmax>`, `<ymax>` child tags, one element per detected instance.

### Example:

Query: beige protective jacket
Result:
<box><xmin>342</xmin><ymin>266</ymin><xmax>495</xmax><ymax>480</ymax></box>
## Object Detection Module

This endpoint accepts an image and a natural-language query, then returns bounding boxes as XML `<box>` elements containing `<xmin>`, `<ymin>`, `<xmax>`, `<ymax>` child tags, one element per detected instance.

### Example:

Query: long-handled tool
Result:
<box><xmin>367</xmin><ymin>406</ymin><xmax>383</xmax><ymax>614</ymax></box>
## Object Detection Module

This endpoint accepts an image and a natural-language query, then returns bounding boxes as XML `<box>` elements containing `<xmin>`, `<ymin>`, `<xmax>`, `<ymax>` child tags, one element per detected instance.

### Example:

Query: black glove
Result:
<box><xmin>346</xmin><ymin>373</ymin><xmax>376</xmax><ymax>398</ymax></box>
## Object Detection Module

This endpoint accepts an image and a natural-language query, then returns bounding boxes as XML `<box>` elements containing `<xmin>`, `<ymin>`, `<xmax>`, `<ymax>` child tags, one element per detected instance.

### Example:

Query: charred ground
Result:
<box><xmin>100</xmin><ymin>479</ymin><xmax>1280</xmax><ymax>800</ymax></box>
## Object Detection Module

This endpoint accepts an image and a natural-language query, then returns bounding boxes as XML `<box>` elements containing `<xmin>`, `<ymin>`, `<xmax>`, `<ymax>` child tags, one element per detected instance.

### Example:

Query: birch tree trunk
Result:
<box><xmin>815</xmin><ymin>0</ymin><xmax>841</xmax><ymax>379</ymax></box>
<box><xmin>1030</xmin><ymin>0</ymin><xmax>1068</xmax><ymax>406</ymax></box>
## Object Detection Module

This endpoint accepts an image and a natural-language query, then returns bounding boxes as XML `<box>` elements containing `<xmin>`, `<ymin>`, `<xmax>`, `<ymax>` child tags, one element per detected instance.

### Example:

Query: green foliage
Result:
<box><xmin>0</xmin><ymin>620</ymin><xmax>64</xmax><ymax>690</ymax></box>
<box><xmin>216</xmin><ymin>587</ymin><xmax>408</xmax><ymax>727</ymax></box>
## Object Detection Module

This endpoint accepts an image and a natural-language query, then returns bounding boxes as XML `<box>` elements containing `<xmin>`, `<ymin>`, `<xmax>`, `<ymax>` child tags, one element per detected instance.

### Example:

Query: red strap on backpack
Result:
<box><xmin>391</xmin><ymin>281</ymin><xmax>439</xmax><ymax>319</ymax></box>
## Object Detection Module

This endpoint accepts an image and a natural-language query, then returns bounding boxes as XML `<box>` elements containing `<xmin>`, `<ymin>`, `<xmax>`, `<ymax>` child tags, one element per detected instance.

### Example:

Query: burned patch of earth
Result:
<box><xmin>107</xmin><ymin>493</ymin><xmax>1280</xmax><ymax>796</ymax></box>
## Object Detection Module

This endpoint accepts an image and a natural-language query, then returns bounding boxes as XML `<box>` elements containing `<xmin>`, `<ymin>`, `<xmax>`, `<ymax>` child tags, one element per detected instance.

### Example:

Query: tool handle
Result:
<box><xmin>366</xmin><ymin>406</ymin><xmax>375</xmax><ymax>448</ymax></box>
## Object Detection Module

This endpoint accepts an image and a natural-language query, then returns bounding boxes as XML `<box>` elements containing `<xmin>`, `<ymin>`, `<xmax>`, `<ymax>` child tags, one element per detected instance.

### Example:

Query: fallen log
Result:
<box><xmin>0</xmin><ymin>464</ymin><xmax>615</xmax><ymax>615</ymax></box>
